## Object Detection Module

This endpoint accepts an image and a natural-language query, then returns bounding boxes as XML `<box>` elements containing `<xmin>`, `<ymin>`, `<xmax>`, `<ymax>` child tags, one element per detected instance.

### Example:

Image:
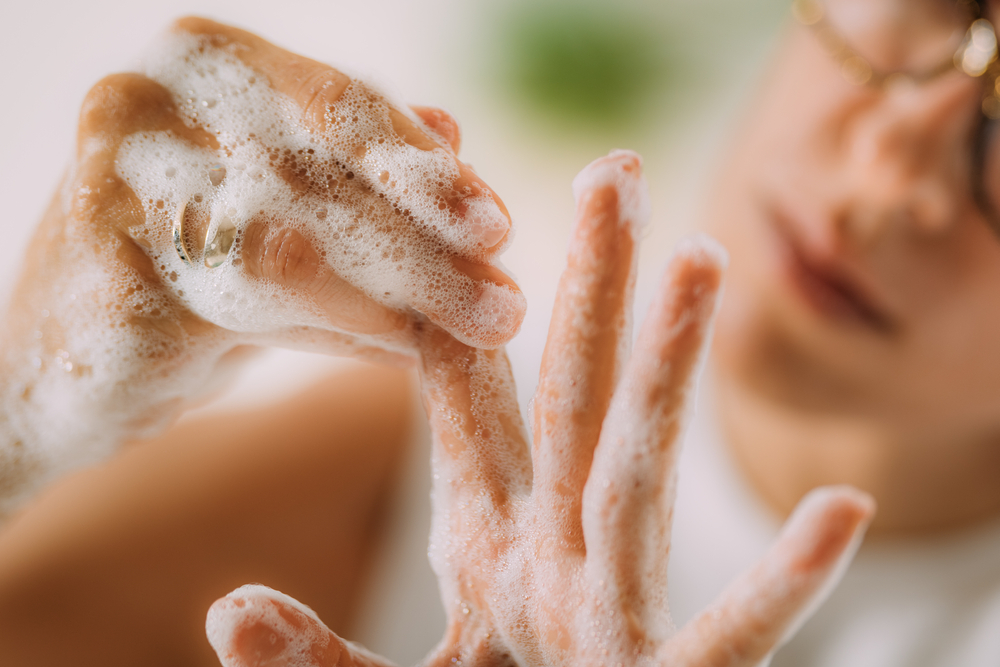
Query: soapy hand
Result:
<box><xmin>205</xmin><ymin>152</ymin><xmax>875</xmax><ymax>667</ymax></box>
<box><xmin>0</xmin><ymin>17</ymin><xmax>523</xmax><ymax>516</ymax></box>
<box><xmin>126</xmin><ymin>17</ymin><xmax>522</xmax><ymax>350</ymax></box>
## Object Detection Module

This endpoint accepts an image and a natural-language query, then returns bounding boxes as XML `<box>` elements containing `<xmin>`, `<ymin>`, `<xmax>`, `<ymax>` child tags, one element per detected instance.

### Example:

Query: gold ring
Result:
<box><xmin>204</xmin><ymin>215</ymin><xmax>237</xmax><ymax>269</ymax></box>
<box><xmin>173</xmin><ymin>201</ymin><xmax>193</xmax><ymax>265</ymax></box>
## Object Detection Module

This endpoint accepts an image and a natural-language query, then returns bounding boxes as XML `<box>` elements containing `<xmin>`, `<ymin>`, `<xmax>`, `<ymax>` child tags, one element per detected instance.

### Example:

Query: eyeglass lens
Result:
<box><xmin>817</xmin><ymin>0</ymin><xmax>1000</xmax><ymax>233</ymax></box>
<box><xmin>821</xmin><ymin>0</ymin><xmax>975</xmax><ymax>74</ymax></box>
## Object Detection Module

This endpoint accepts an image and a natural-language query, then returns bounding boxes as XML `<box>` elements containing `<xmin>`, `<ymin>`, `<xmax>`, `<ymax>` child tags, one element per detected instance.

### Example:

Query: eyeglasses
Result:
<box><xmin>792</xmin><ymin>0</ymin><xmax>1000</xmax><ymax>234</ymax></box>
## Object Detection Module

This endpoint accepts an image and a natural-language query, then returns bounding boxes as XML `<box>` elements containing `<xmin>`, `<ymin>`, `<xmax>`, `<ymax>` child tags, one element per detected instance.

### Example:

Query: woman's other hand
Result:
<box><xmin>0</xmin><ymin>17</ymin><xmax>522</xmax><ymax>515</ymax></box>
<box><xmin>205</xmin><ymin>151</ymin><xmax>874</xmax><ymax>666</ymax></box>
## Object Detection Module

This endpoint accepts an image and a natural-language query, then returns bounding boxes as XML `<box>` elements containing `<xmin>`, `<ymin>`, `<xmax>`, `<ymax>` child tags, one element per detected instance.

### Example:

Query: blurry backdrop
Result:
<box><xmin>0</xmin><ymin>0</ymin><xmax>788</xmax><ymax>663</ymax></box>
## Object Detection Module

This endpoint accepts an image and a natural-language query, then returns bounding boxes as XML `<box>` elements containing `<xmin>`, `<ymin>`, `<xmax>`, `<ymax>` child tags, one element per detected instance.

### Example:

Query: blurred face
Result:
<box><xmin>708</xmin><ymin>5</ymin><xmax>1000</xmax><ymax>435</ymax></box>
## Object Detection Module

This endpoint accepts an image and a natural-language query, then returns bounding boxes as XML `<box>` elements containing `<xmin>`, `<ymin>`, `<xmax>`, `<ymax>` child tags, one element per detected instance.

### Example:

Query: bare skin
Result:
<box><xmin>0</xmin><ymin>20</ymin><xmax>880</xmax><ymax>666</ymax></box>
<box><xmin>0</xmin><ymin>17</ymin><xmax>523</xmax><ymax>517</ymax></box>
<box><xmin>707</xmin><ymin>16</ymin><xmax>1000</xmax><ymax>535</ymax></box>
<box><xmin>0</xmin><ymin>363</ymin><xmax>413</xmax><ymax>667</ymax></box>
<box><xmin>205</xmin><ymin>152</ymin><xmax>875</xmax><ymax>667</ymax></box>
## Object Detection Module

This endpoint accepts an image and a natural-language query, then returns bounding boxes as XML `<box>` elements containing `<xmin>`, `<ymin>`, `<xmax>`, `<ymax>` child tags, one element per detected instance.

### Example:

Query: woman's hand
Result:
<box><xmin>204</xmin><ymin>151</ymin><xmax>875</xmax><ymax>666</ymax></box>
<box><xmin>0</xmin><ymin>17</ymin><xmax>523</xmax><ymax>516</ymax></box>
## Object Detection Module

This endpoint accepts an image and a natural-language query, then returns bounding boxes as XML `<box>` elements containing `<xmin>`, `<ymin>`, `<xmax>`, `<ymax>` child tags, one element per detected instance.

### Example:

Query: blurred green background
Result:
<box><xmin>477</xmin><ymin>0</ymin><xmax>788</xmax><ymax>142</ymax></box>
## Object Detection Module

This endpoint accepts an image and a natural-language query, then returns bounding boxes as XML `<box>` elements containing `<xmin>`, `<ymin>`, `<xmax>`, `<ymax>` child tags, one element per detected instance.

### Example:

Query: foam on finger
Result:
<box><xmin>117</xmin><ymin>27</ymin><xmax>522</xmax><ymax>345</ymax></box>
<box><xmin>530</xmin><ymin>149</ymin><xmax>649</xmax><ymax>551</ymax></box>
<box><xmin>664</xmin><ymin>486</ymin><xmax>875</xmax><ymax>666</ymax></box>
<box><xmin>579</xmin><ymin>233</ymin><xmax>727</xmax><ymax>644</ymax></box>
<box><xmin>206</xmin><ymin>584</ymin><xmax>329</xmax><ymax>667</ymax></box>
<box><xmin>771</xmin><ymin>485</ymin><xmax>876</xmax><ymax>647</ymax></box>
<box><xmin>570</xmin><ymin>149</ymin><xmax>650</xmax><ymax>236</ymax></box>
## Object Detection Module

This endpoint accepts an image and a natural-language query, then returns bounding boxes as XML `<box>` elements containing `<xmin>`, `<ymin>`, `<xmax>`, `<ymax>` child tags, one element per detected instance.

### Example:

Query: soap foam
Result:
<box><xmin>420</xmin><ymin>153</ymin><xmax>702</xmax><ymax>667</ymax></box>
<box><xmin>570</xmin><ymin>148</ymin><xmax>651</xmax><ymax>237</ymax></box>
<box><xmin>119</xmin><ymin>31</ymin><xmax>521</xmax><ymax>344</ymax></box>
<box><xmin>207</xmin><ymin>584</ymin><xmax>390</xmax><ymax>667</ymax></box>
<box><xmin>206</xmin><ymin>584</ymin><xmax>329</xmax><ymax>667</ymax></box>
<box><xmin>0</xmin><ymin>25</ymin><xmax>523</xmax><ymax>517</ymax></box>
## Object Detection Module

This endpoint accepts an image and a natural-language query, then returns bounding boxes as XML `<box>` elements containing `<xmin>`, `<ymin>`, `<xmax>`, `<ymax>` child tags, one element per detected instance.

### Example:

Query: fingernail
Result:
<box><xmin>463</xmin><ymin>195</ymin><xmax>510</xmax><ymax>249</ymax></box>
<box><xmin>673</xmin><ymin>233</ymin><xmax>730</xmax><ymax>272</ymax></box>
<box><xmin>571</xmin><ymin>149</ymin><xmax>650</xmax><ymax>233</ymax></box>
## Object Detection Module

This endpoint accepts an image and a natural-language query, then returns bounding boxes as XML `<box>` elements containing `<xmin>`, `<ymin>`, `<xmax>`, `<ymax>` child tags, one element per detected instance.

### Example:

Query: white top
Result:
<box><xmin>353</xmin><ymin>371</ymin><xmax>1000</xmax><ymax>666</ymax></box>
<box><xmin>669</xmin><ymin>382</ymin><xmax>1000</xmax><ymax>667</ymax></box>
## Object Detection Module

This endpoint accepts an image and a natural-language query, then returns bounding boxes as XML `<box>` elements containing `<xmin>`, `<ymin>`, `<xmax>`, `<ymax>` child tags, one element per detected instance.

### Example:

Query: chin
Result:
<box><xmin>708</xmin><ymin>207</ymin><xmax>892</xmax><ymax>419</ymax></box>
<box><xmin>711</xmin><ymin>281</ymin><xmax>890</xmax><ymax>420</ymax></box>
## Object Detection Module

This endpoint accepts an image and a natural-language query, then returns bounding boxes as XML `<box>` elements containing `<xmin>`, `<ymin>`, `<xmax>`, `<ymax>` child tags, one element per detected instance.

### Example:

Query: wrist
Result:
<box><xmin>0</xmin><ymin>301</ymin><xmax>231</xmax><ymax>516</ymax></box>
<box><xmin>0</xmin><ymin>349</ymin><xmax>49</xmax><ymax>519</ymax></box>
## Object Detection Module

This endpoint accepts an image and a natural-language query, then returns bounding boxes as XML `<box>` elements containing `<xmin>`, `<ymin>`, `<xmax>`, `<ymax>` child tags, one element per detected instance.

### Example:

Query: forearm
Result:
<box><xmin>0</xmin><ymin>402</ymin><xmax>38</xmax><ymax>521</ymax></box>
<box><xmin>0</xmin><ymin>347</ymin><xmax>134</xmax><ymax>518</ymax></box>
<box><xmin>0</xmin><ymin>303</ymin><xmax>233</xmax><ymax>519</ymax></box>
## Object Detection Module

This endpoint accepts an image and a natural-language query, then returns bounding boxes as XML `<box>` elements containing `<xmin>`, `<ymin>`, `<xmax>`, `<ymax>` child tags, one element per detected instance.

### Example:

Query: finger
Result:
<box><xmin>251</xmin><ymin>326</ymin><xmax>417</xmax><ymax>368</ymax></box>
<box><xmin>240</xmin><ymin>222</ymin><xmax>408</xmax><ymax>335</ymax></box>
<box><xmin>207</xmin><ymin>584</ymin><xmax>397</xmax><ymax>667</ymax></box>
<box><xmin>76</xmin><ymin>72</ymin><xmax>217</xmax><ymax>245</ymax></box>
<box><xmin>582</xmin><ymin>236</ymin><xmax>725</xmax><ymax>615</ymax></box>
<box><xmin>373</xmin><ymin>106</ymin><xmax>514</xmax><ymax>256</ymax></box>
<box><xmin>249</xmin><ymin>180</ymin><xmax>523</xmax><ymax>348</ymax></box>
<box><xmin>171</xmin><ymin>17</ymin><xmax>352</xmax><ymax>131</ymax></box>
<box><xmin>378</xmin><ymin>106</ymin><xmax>514</xmax><ymax>256</ymax></box>
<box><xmin>417</xmin><ymin>323</ymin><xmax>531</xmax><ymax>510</ymax></box>
<box><xmin>171</xmin><ymin>17</ymin><xmax>509</xmax><ymax>255</ymax></box>
<box><xmin>663</xmin><ymin>487</ymin><xmax>876</xmax><ymax>667</ymax></box>
<box><xmin>411</xmin><ymin>106</ymin><xmax>462</xmax><ymax>154</ymax></box>
<box><xmin>187</xmin><ymin>184</ymin><xmax>518</xmax><ymax>348</ymax></box>
<box><xmin>407</xmin><ymin>251</ymin><xmax>525</xmax><ymax>350</ymax></box>
<box><xmin>531</xmin><ymin>150</ymin><xmax>646</xmax><ymax>550</ymax></box>
<box><xmin>227</xmin><ymin>198</ymin><xmax>521</xmax><ymax>349</ymax></box>
<box><xmin>166</xmin><ymin>18</ymin><xmax>522</xmax><ymax>346</ymax></box>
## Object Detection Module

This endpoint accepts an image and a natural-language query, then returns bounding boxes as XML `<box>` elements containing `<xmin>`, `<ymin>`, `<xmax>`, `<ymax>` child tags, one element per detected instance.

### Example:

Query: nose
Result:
<box><xmin>839</xmin><ymin>73</ymin><xmax>981</xmax><ymax>242</ymax></box>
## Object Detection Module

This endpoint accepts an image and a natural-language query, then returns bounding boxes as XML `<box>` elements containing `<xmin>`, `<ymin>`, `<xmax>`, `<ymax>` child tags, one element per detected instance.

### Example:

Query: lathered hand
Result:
<box><xmin>0</xmin><ymin>17</ymin><xmax>522</xmax><ymax>517</ymax></box>
<box><xmin>205</xmin><ymin>151</ymin><xmax>874</xmax><ymax>667</ymax></box>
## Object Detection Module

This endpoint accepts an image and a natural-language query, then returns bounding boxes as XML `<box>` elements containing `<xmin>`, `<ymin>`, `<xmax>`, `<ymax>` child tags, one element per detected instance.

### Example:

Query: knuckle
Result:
<box><xmin>170</xmin><ymin>15</ymin><xmax>221</xmax><ymax>37</ymax></box>
<box><xmin>240</xmin><ymin>222</ymin><xmax>269</xmax><ymax>277</ymax></box>
<box><xmin>298</xmin><ymin>67</ymin><xmax>351</xmax><ymax>126</ymax></box>
<box><xmin>272</xmin><ymin>229</ymin><xmax>317</xmax><ymax>284</ymax></box>
<box><xmin>244</xmin><ymin>225</ymin><xmax>320</xmax><ymax>288</ymax></box>
<box><xmin>79</xmin><ymin>73</ymin><xmax>174</xmax><ymax>139</ymax></box>
<box><xmin>169</xmin><ymin>17</ymin><xmax>239</xmax><ymax>50</ymax></box>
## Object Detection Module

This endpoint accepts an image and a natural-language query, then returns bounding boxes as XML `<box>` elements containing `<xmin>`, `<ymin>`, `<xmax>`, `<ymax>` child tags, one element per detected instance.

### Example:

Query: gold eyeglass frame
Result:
<box><xmin>792</xmin><ymin>0</ymin><xmax>1000</xmax><ymax>118</ymax></box>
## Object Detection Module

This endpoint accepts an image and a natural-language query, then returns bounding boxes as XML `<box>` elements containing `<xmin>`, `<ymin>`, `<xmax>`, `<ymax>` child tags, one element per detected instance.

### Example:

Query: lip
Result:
<box><xmin>767</xmin><ymin>202</ymin><xmax>899</xmax><ymax>334</ymax></box>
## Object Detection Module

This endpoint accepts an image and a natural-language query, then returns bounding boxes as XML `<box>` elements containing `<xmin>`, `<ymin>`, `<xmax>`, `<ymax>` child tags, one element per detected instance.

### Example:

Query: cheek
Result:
<box><xmin>904</xmin><ymin>317</ymin><xmax>1000</xmax><ymax>425</ymax></box>
<box><xmin>704</xmin><ymin>32</ymin><xmax>837</xmax><ymax>236</ymax></box>
<box><xmin>863</xmin><ymin>222</ymin><xmax>1000</xmax><ymax>420</ymax></box>
<box><xmin>703</xmin><ymin>138</ymin><xmax>779</xmax><ymax>379</ymax></box>
<box><xmin>702</xmin><ymin>33</ymin><xmax>859</xmax><ymax>374</ymax></box>
<box><xmin>910</xmin><ymin>265</ymin><xmax>1000</xmax><ymax>417</ymax></box>
<box><xmin>732</xmin><ymin>29</ymin><xmax>855</xmax><ymax>190</ymax></box>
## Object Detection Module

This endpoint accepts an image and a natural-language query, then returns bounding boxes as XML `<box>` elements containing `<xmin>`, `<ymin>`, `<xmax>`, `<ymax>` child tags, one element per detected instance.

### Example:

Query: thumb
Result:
<box><xmin>663</xmin><ymin>486</ymin><xmax>875</xmax><ymax>667</ymax></box>
<box><xmin>207</xmin><ymin>584</ymin><xmax>397</xmax><ymax>667</ymax></box>
<box><xmin>241</xmin><ymin>222</ymin><xmax>407</xmax><ymax>336</ymax></box>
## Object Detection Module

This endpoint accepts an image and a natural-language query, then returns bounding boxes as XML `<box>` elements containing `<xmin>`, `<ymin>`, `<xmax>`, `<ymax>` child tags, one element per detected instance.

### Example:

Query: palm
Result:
<box><xmin>206</xmin><ymin>152</ymin><xmax>874</xmax><ymax>667</ymax></box>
